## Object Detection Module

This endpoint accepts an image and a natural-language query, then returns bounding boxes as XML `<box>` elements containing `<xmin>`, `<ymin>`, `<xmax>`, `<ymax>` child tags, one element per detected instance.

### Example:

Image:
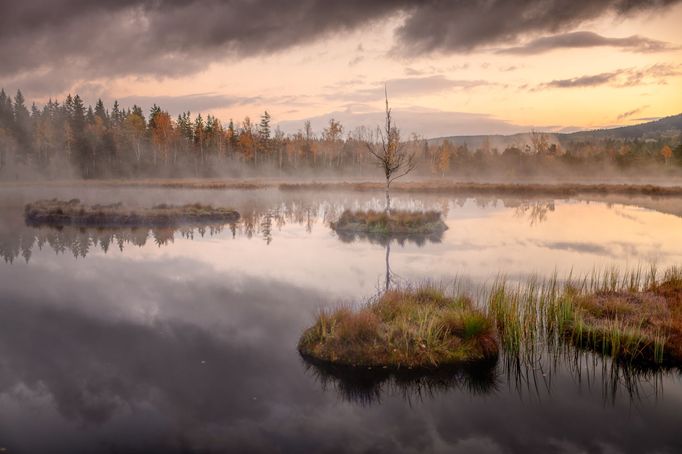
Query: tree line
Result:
<box><xmin>0</xmin><ymin>88</ymin><xmax>681</xmax><ymax>180</ymax></box>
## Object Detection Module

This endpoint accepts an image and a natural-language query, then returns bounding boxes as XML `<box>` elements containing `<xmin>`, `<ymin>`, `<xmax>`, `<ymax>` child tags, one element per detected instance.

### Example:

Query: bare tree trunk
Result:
<box><xmin>385</xmin><ymin>241</ymin><xmax>391</xmax><ymax>291</ymax></box>
<box><xmin>385</xmin><ymin>178</ymin><xmax>391</xmax><ymax>214</ymax></box>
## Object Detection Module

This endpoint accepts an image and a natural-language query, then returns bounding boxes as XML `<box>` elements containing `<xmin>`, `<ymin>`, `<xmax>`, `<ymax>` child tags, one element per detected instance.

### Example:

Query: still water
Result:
<box><xmin>0</xmin><ymin>186</ymin><xmax>681</xmax><ymax>453</ymax></box>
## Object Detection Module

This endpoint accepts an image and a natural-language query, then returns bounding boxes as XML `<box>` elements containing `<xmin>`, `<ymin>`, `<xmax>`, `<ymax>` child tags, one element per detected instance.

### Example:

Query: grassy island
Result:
<box><xmin>298</xmin><ymin>285</ymin><xmax>498</xmax><ymax>369</ymax></box>
<box><xmin>330</xmin><ymin>210</ymin><xmax>448</xmax><ymax>235</ymax></box>
<box><xmin>25</xmin><ymin>199</ymin><xmax>240</xmax><ymax>227</ymax></box>
<box><xmin>490</xmin><ymin>267</ymin><xmax>682</xmax><ymax>367</ymax></box>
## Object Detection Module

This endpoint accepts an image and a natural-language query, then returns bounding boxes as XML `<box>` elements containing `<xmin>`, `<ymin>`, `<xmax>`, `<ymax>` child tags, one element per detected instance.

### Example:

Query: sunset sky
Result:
<box><xmin>2</xmin><ymin>0</ymin><xmax>681</xmax><ymax>138</ymax></box>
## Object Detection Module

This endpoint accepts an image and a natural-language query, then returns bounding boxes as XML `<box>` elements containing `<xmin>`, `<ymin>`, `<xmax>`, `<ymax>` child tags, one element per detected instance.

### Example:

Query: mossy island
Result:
<box><xmin>298</xmin><ymin>284</ymin><xmax>498</xmax><ymax>369</ymax></box>
<box><xmin>330</xmin><ymin>209</ymin><xmax>448</xmax><ymax>236</ymax></box>
<box><xmin>25</xmin><ymin>199</ymin><xmax>240</xmax><ymax>227</ymax></box>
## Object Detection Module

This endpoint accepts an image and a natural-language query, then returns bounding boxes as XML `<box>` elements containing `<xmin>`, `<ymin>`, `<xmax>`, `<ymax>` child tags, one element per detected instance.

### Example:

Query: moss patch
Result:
<box><xmin>298</xmin><ymin>284</ymin><xmax>498</xmax><ymax>368</ymax></box>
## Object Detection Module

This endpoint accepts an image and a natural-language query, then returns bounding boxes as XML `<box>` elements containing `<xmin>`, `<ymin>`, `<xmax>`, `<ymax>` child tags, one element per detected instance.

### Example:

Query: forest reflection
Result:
<box><xmin>1</xmin><ymin>197</ymin><xmax>561</xmax><ymax>263</ymax></box>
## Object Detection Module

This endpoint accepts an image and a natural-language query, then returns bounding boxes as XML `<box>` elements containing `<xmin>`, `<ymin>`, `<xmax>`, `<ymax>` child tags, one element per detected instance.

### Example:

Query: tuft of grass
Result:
<box><xmin>330</xmin><ymin>209</ymin><xmax>448</xmax><ymax>235</ymax></box>
<box><xmin>24</xmin><ymin>199</ymin><xmax>240</xmax><ymax>227</ymax></box>
<box><xmin>298</xmin><ymin>283</ymin><xmax>498</xmax><ymax>368</ymax></box>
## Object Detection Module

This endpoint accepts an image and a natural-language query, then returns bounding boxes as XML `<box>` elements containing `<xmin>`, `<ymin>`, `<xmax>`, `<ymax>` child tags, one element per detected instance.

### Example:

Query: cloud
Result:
<box><xmin>537</xmin><ymin>63</ymin><xmax>682</xmax><ymax>89</ymax></box>
<box><xmin>278</xmin><ymin>107</ymin><xmax>527</xmax><ymax>138</ymax></box>
<box><xmin>392</xmin><ymin>0</ymin><xmax>682</xmax><ymax>56</ymax></box>
<box><xmin>617</xmin><ymin>106</ymin><xmax>649</xmax><ymax>121</ymax></box>
<box><xmin>499</xmin><ymin>31</ymin><xmax>678</xmax><ymax>54</ymax></box>
<box><xmin>542</xmin><ymin>71</ymin><xmax>621</xmax><ymax>88</ymax></box>
<box><xmin>115</xmin><ymin>93</ymin><xmax>259</xmax><ymax>116</ymax></box>
<box><xmin>1</xmin><ymin>0</ymin><xmax>680</xmax><ymax>88</ymax></box>
<box><xmin>330</xmin><ymin>75</ymin><xmax>491</xmax><ymax>103</ymax></box>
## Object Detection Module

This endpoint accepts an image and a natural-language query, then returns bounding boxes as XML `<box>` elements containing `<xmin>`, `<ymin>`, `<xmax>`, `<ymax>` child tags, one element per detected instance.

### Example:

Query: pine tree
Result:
<box><xmin>13</xmin><ymin>90</ymin><xmax>32</xmax><ymax>164</ymax></box>
<box><xmin>71</xmin><ymin>95</ymin><xmax>91</xmax><ymax>177</ymax></box>
<box><xmin>94</xmin><ymin>99</ymin><xmax>108</xmax><ymax>125</ymax></box>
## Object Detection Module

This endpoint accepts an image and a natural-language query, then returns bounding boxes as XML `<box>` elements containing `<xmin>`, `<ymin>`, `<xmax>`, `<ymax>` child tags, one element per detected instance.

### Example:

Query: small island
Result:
<box><xmin>298</xmin><ymin>285</ymin><xmax>498</xmax><ymax>369</ymax></box>
<box><xmin>330</xmin><ymin>209</ymin><xmax>448</xmax><ymax>235</ymax></box>
<box><xmin>25</xmin><ymin>199</ymin><xmax>240</xmax><ymax>227</ymax></box>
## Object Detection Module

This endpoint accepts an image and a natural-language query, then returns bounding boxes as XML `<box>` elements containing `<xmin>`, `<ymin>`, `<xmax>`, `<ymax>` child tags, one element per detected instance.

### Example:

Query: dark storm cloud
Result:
<box><xmin>499</xmin><ymin>31</ymin><xmax>678</xmax><ymax>55</ymax></box>
<box><xmin>1</xmin><ymin>0</ymin><xmax>680</xmax><ymax>88</ymax></box>
<box><xmin>392</xmin><ymin>0</ymin><xmax>682</xmax><ymax>55</ymax></box>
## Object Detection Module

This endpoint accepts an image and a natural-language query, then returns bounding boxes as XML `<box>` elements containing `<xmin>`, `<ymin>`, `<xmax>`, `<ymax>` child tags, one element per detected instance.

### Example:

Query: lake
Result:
<box><xmin>0</xmin><ymin>185</ymin><xmax>681</xmax><ymax>453</ymax></box>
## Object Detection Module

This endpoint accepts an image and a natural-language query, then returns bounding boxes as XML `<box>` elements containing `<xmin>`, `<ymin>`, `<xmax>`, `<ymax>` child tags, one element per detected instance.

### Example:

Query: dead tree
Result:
<box><xmin>366</xmin><ymin>88</ymin><xmax>416</xmax><ymax>214</ymax></box>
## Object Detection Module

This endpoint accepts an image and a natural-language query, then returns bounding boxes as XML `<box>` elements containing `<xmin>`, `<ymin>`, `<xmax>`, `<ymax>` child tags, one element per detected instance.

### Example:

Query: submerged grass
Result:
<box><xmin>298</xmin><ymin>283</ymin><xmax>498</xmax><ymax>368</ymax></box>
<box><xmin>25</xmin><ymin>199</ymin><xmax>240</xmax><ymax>227</ymax></box>
<box><xmin>487</xmin><ymin>266</ymin><xmax>682</xmax><ymax>366</ymax></box>
<box><xmin>330</xmin><ymin>209</ymin><xmax>448</xmax><ymax>235</ymax></box>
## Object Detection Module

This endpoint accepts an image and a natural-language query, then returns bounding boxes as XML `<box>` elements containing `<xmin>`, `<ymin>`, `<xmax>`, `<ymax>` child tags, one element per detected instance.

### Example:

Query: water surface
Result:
<box><xmin>0</xmin><ymin>186</ymin><xmax>681</xmax><ymax>453</ymax></box>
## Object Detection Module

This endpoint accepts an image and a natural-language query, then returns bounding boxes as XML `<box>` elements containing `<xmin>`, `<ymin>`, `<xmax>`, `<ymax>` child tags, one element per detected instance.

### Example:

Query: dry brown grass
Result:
<box><xmin>279</xmin><ymin>181</ymin><xmax>682</xmax><ymax>197</ymax></box>
<box><xmin>330</xmin><ymin>209</ymin><xmax>447</xmax><ymax>235</ymax></box>
<box><xmin>24</xmin><ymin>199</ymin><xmax>240</xmax><ymax>227</ymax></box>
<box><xmin>298</xmin><ymin>284</ymin><xmax>498</xmax><ymax>368</ymax></box>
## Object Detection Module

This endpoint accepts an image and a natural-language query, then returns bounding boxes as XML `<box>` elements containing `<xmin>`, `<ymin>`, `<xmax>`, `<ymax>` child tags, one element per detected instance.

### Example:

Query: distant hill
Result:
<box><xmin>429</xmin><ymin>113</ymin><xmax>682</xmax><ymax>150</ymax></box>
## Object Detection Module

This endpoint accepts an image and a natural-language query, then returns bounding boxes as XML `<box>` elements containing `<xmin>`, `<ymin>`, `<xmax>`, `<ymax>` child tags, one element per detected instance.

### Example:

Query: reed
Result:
<box><xmin>487</xmin><ymin>265</ymin><xmax>682</xmax><ymax>366</ymax></box>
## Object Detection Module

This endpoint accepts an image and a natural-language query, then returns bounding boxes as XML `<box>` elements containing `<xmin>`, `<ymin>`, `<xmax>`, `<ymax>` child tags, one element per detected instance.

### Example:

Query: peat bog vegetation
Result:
<box><xmin>298</xmin><ymin>284</ymin><xmax>497</xmax><ymax>368</ymax></box>
<box><xmin>300</xmin><ymin>267</ymin><xmax>682</xmax><ymax>372</ymax></box>
<box><xmin>330</xmin><ymin>209</ymin><xmax>448</xmax><ymax>236</ymax></box>
<box><xmin>24</xmin><ymin>198</ymin><xmax>240</xmax><ymax>227</ymax></box>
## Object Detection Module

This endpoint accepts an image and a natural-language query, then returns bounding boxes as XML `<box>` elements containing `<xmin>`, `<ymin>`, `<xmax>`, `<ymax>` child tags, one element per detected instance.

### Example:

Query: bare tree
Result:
<box><xmin>366</xmin><ymin>88</ymin><xmax>416</xmax><ymax>214</ymax></box>
<box><xmin>530</xmin><ymin>129</ymin><xmax>549</xmax><ymax>155</ymax></box>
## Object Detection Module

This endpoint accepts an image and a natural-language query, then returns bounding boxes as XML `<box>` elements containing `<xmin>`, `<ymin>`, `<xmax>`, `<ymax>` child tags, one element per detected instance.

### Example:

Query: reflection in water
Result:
<box><xmin>2</xmin><ymin>193</ymin><xmax>675</xmax><ymax>264</ymax></box>
<box><xmin>335</xmin><ymin>228</ymin><xmax>445</xmax><ymax>247</ymax></box>
<box><xmin>502</xmin><ymin>347</ymin><xmax>672</xmax><ymax>407</ymax></box>
<box><xmin>0</xmin><ymin>200</ymin><xmax>334</xmax><ymax>262</ymax></box>
<box><xmin>1</xmin><ymin>197</ymin><xmax>448</xmax><ymax>263</ymax></box>
<box><xmin>302</xmin><ymin>357</ymin><xmax>499</xmax><ymax>406</ymax></box>
<box><xmin>0</xmin><ymin>221</ymin><xmax>235</xmax><ymax>263</ymax></box>
<box><xmin>512</xmin><ymin>200</ymin><xmax>556</xmax><ymax>226</ymax></box>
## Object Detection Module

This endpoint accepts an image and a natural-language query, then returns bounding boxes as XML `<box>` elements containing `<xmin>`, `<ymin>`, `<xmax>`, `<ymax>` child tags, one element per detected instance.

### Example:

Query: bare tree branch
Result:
<box><xmin>365</xmin><ymin>87</ymin><xmax>417</xmax><ymax>212</ymax></box>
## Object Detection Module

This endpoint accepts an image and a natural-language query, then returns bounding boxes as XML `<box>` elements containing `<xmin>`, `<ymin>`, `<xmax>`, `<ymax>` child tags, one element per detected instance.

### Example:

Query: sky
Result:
<box><xmin>1</xmin><ymin>0</ymin><xmax>681</xmax><ymax>138</ymax></box>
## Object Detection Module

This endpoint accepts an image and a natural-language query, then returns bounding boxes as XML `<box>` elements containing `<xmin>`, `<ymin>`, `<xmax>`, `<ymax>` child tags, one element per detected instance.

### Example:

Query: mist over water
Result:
<box><xmin>0</xmin><ymin>186</ymin><xmax>681</xmax><ymax>453</ymax></box>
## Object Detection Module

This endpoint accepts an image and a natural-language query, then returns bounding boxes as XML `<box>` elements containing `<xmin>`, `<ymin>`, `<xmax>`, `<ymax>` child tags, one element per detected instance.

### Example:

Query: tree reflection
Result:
<box><xmin>511</xmin><ymin>200</ymin><xmax>555</xmax><ymax>226</ymax></box>
<box><xmin>0</xmin><ymin>195</ymin><xmax>573</xmax><ymax>263</ymax></box>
